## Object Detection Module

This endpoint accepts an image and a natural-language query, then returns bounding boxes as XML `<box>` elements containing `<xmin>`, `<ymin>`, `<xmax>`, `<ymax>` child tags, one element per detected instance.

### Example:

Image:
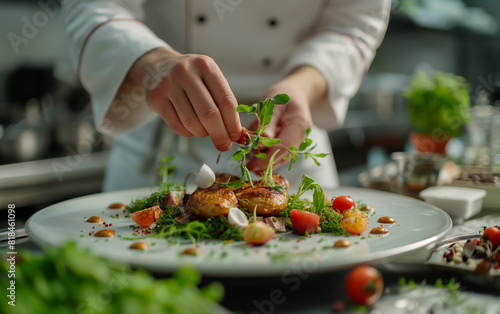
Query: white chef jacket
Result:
<box><xmin>61</xmin><ymin>0</ymin><xmax>390</xmax><ymax>192</ymax></box>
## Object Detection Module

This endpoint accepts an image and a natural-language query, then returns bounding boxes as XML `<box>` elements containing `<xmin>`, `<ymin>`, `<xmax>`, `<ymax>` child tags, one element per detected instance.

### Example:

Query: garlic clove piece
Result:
<box><xmin>194</xmin><ymin>163</ymin><xmax>216</xmax><ymax>188</ymax></box>
<box><xmin>228</xmin><ymin>207</ymin><xmax>249</xmax><ymax>229</ymax></box>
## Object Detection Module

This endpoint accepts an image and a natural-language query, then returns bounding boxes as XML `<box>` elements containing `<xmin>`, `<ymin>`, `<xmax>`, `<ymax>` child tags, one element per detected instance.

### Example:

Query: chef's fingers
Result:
<box><xmin>169</xmin><ymin>87</ymin><xmax>209</xmax><ymax>138</ymax></box>
<box><xmin>201</xmin><ymin>62</ymin><xmax>242</xmax><ymax>142</ymax></box>
<box><xmin>246</xmin><ymin>145</ymin><xmax>287</xmax><ymax>173</ymax></box>
<box><xmin>148</xmin><ymin>54</ymin><xmax>240</xmax><ymax>151</ymax></box>
<box><xmin>155</xmin><ymin>98</ymin><xmax>194</xmax><ymax>138</ymax></box>
<box><xmin>259</xmin><ymin>107</ymin><xmax>284</xmax><ymax>140</ymax></box>
<box><xmin>246</xmin><ymin>119</ymin><xmax>304</xmax><ymax>173</ymax></box>
<box><xmin>182</xmin><ymin>76</ymin><xmax>233</xmax><ymax>152</ymax></box>
<box><xmin>146</xmin><ymin>70</ymin><xmax>197</xmax><ymax>138</ymax></box>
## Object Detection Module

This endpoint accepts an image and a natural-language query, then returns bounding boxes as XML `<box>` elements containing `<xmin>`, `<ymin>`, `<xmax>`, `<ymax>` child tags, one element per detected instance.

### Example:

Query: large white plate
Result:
<box><xmin>26</xmin><ymin>187</ymin><xmax>452</xmax><ymax>276</ymax></box>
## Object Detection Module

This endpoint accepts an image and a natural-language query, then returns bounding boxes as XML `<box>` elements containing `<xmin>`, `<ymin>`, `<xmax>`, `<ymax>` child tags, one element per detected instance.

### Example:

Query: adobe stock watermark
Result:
<box><xmin>5</xmin><ymin>204</ymin><xmax>17</xmax><ymax>308</ymax></box>
<box><xmin>50</xmin><ymin>61</ymin><xmax>168</xmax><ymax>182</ymax></box>
<box><xmin>76</xmin><ymin>265</ymin><xmax>132</xmax><ymax>314</ymax></box>
<box><xmin>390</xmin><ymin>0</ymin><xmax>407</xmax><ymax>15</ymax></box>
<box><xmin>6</xmin><ymin>0</ymin><xmax>77</xmax><ymax>54</ymax></box>
<box><xmin>51</xmin><ymin>126</ymin><xmax>108</xmax><ymax>183</ymax></box>
<box><xmin>250</xmin><ymin>248</ymin><xmax>331</xmax><ymax>314</ymax></box>
<box><xmin>474</xmin><ymin>72</ymin><xmax>500</xmax><ymax>96</ymax></box>
<box><xmin>108</xmin><ymin>61</ymin><xmax>169</xmax><ymax>121</ymax></box>
<box><xmin>212</xmin><ymin>0</ymin><xmax>244</xmax><ymax>21</ymax></box>
<box><xmin>365</xmin><ymin>6</ymin><xmax>391</xmax><ymax>40</ymax></box>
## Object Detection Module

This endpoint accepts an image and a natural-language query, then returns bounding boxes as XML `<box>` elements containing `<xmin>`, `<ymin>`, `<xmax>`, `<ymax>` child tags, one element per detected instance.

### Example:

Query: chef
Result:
<box><xmin>60</xmin><ymin>0</ymin><xmax>390</xmax><ymax>192</ymax></box>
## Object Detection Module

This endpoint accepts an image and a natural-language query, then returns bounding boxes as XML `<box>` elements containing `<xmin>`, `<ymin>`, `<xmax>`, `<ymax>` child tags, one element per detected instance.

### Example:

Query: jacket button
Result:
<box><xmin>268</xmin><ymin>18</ymin><xmax>278</xmax><ymax>27</ymax></box>
<box><xmin>196</xmin><ymin>15</ymin><xmax>207</xmax><ymax>24</ymax></box>
<box><xmin>262</xmin><ymin>58</ymin><xmax>272</xmax><ymax>67</ymax></box>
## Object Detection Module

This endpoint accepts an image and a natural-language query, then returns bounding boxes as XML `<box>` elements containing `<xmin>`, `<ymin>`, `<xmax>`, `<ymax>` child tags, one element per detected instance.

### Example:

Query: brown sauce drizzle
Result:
<box><xmin>94</xmin><ymin>230</ymin><xmax>115</xmax><ymax>237</ymax></box>
<box><xmin>86</xmin><ymin>216</ymin><xmax>103</xmax><ymax>223</ymax></box>
<box><xmin>182</xmin><ymin>247</ymin><xmax>203</xmax><ymax>256</ymax></box>
<box><xmin>108</xmin><ymin>203</ymin><xmax>126</xmax><ymax>209</ymax></box>
<box><xmin>129</xmin><ymin>242</ymin><xmax>150</xmax><ymax>251</ymax></box>
<box><xmin>333</xmin><ymin>239</ymin><xmax>351</xmax><ymax>248</ymax></box>
<box><xmin>370</xmin><ymin>226</ymin><xmax>389</xmax><ymax>235</ymax></box>
<box><xmin>377</xmin><ymin>216</ymin><xmax>396</xmax><ymax>224</ymax></box>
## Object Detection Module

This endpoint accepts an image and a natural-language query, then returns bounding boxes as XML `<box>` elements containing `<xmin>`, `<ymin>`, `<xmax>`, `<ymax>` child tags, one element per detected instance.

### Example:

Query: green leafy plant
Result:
<box><xmin>0</xmin><ymin>242</ymin><xmax>223</xmax><ymax>314</ymax></box>
<box><xmin>404</xmin><ymin>71</ymin><xmax>470</xmax><ymax>138</ymax></box>
<box><xmin>126</xmin><ymin>157</ymin><xmax>184</xmax><ymax>213</ymax></box>
<box><xmin>227</xmin><ymin>94</ymin><xmax>327</xmax><ymax>188</ymax></box>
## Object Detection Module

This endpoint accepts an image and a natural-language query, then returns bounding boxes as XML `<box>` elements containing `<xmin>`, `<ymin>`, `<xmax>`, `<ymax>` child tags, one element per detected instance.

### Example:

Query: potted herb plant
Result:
<box><xmin>404</xmin><ymin>71</ymin><xmax>471</xmax><ymax>155</ymax></box>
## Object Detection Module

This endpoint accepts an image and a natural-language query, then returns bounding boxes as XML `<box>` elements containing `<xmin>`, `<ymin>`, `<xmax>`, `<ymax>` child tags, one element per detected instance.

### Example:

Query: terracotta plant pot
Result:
<box><xmin>410</xmin><ymin>132</ymin><xmax>449</xmax><ymax>155</ymax></box>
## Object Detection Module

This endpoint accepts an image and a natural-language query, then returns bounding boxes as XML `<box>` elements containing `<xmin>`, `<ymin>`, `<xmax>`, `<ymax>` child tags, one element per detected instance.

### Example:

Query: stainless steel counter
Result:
<box><xmin>0</xmin><ymin>151</ymin><xmax>108</xmax><ymax>210</ymax></box>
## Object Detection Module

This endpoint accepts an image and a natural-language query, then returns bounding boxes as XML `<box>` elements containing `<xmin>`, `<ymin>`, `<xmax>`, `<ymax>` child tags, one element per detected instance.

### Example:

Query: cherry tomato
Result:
<box><xmin>483</xmin><ymin>226</ymin><xmax>500</xmax><ymax>250</ymax></box>
<box><xmin>345</xmin><ymin>265</ymin><xmax>383</xmax><ymax>305</ymax></box>
<box><xmin>130</xmin><ymin>205</ymin><xmax>163</xmax><ymax>228</ymax></box>
<box><xmin>332</xmin><ymin>195</ymin><xmax>356</xmax><ymax>214</ymax></box>
<box><xmin>234</xmin><ymin>129</ymin><xmax>250</xmax><ymax>145</ymax></box>
<box><xmin>474</xmin><ymin>259</ymin><xmax>491</xmax><ymax>275</ymax></box>
<box><xmin>341</xmin><ymin>208</ymin><xmax>368</xmax><ymax>235</ymax></box>
<box><xmin>290</xmin><ymin>209</ymin><xmax>320</xmax><ymax>235</ymax></box>
<box><xmin>243</xmin><ymin>221</ymin><xmax>275</xmax><ymax>246</ymax></box>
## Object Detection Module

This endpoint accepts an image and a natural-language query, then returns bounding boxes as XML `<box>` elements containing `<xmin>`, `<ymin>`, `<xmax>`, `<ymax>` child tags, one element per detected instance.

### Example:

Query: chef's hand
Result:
<box><xmin>121</xmin><ymin>47</ymin><xmax>242</xmax><ymax>152</ymax></box>
<box><xmin>246</xmin><ymin>66</ymin><xmax>328</xmax><ymax>173</ymax></box>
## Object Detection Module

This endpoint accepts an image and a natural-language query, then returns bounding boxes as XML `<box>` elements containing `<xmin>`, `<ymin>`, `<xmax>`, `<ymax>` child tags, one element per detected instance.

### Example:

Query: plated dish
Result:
<box><xmin>426</xmin><ymin>226</ymin><xmax>500</xmax><ymax>278</ymax></box>
<box><xmin>26</xmin><ymin>186</ymin><xmax>452</xmax><ymax>276</ymax></box>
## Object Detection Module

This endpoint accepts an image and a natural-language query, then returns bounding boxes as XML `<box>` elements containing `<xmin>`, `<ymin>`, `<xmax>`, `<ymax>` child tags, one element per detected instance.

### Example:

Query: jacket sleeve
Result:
<box><xmin>61</xmin><ymin>0</ymin><xmax>169</xmax><ymax>135</ymax></box>
<box><xmin>283</xmin><ymin>0</ymin><xmax>391</xmax><ymax>131</ymax></box>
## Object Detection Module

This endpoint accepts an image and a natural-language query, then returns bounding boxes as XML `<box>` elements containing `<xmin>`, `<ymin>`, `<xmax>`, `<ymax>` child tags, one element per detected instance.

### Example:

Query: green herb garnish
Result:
<box><xmin>127</xmin><ymin>157</ymin><xmax>184</xmax><ymax>213</ymax></box>
<box><xmin>0</xmin><ymin>242</ymin><xmax>223</xmax><ymax>314</ymax></box>
<box><xmin>226</xmin><ymin>94</ymin><xmax>327</xmax><ymax>189</ymax></box>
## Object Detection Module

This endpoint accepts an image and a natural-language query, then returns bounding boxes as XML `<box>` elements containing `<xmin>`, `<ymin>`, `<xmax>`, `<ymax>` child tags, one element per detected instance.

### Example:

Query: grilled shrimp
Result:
<box><xmin>186</xmin><ymin>184</ymin><xmax>238</xmax><ymax>218</ymax></box>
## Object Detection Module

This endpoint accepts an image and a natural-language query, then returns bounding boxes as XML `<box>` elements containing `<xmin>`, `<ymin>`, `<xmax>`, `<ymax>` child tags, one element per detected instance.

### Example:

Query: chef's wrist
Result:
<box><xmin>120</xmin><ymin>47</ymin><xmax>181</xmax><ymax>93</ymax></box>
<box><xmin>283</xmin><ymin>66</ymin><xmax>327</xmax><ymax>108</ymax></box>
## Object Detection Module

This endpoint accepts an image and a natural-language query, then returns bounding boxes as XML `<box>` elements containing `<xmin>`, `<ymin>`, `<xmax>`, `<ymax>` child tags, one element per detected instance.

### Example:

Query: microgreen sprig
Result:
<box><xmin>228</xmin><ymin>93</ymin><xmax>327</xmax><ymax>187</ymax></box>
<box><xmin>127</xmin><ymin>157</ymin><xmax>183</xmax><ymax>213</ymax></box>
<box><xmin>236</xmin><ymin>93</ymin><xmax>290</xmax><ymax>140</ymax></box>
<box><xmin>158</xmin><ymin>156</ymin><xmax>177</xmax><ymax>187</ymax></box>
<box><xmin>285</xmin><ymin>128</ymin><xmax>329</xmax><ymax>171</ymax></box>
<box><xmin>289</xmin><ymin>174</ymin><xmax>325</xmax><ymax>215</ymax></box>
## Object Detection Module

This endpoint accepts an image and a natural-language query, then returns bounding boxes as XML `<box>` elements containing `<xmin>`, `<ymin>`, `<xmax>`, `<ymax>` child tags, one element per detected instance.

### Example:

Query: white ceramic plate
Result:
<box><xmin>26</xmin><ymin>187</ymin><xmax>452</xmax><ymax>276</ymax></box>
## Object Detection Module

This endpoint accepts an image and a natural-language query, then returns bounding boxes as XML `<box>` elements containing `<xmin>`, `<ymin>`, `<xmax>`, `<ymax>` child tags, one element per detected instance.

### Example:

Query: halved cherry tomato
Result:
<box><xmin>341</xmin><ymin>208</ymin><xmax>368</xmax><ymax>235</ymax></box>
<box><xmin>483</xmin><ymin>226</ymin><xmax>500</xmax><ymax>250</ymax></box>
<box><xmin>243</xmin><ymin>221</ymin><xmax>275</xmax><ymax>246</ymax></box>
<box><xmin>290</xmin><ymin>209</ymin><xmax>320</xmax><ymax>235</ymax></box>
<box><xmin>332</xmin><ymin>195</ymin><xmax>356</xmax><ymax>214</ymax></box>
<box><xmin>130</xmin><ymin>205</ymin><xmax>163</xmax><ymax>228</ymax></box>
<box><xmin>345</xmin><ymin>265</ymin><xmax>383</xmax><ymax>305</ymax></box>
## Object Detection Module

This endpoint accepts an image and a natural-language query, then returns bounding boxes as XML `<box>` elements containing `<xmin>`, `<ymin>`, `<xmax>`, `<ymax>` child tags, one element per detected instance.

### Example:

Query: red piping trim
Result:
<box><xmin>77</xmin><ymin>17</ymin><xmax>144</xmax><ymax>86</ymax></box>
<box><xmin>185</xmin><ymin>0</ymin><xmax>191</xmax><ymax>53</ymax></box>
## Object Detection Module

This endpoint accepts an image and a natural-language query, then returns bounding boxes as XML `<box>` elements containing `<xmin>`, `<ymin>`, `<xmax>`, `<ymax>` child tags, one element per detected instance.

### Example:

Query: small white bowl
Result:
<box><xmin>419</xmin><ymin>186</ymin><xmax>486</xmax><ymax>224</ymax></box>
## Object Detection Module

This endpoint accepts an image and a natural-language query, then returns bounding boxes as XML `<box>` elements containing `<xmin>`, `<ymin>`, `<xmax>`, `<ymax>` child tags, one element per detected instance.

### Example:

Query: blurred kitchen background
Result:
<box><xmin>1</xmin><ymin>0</ymin><xmax>500</xmax><ymax>226</ymax></box>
